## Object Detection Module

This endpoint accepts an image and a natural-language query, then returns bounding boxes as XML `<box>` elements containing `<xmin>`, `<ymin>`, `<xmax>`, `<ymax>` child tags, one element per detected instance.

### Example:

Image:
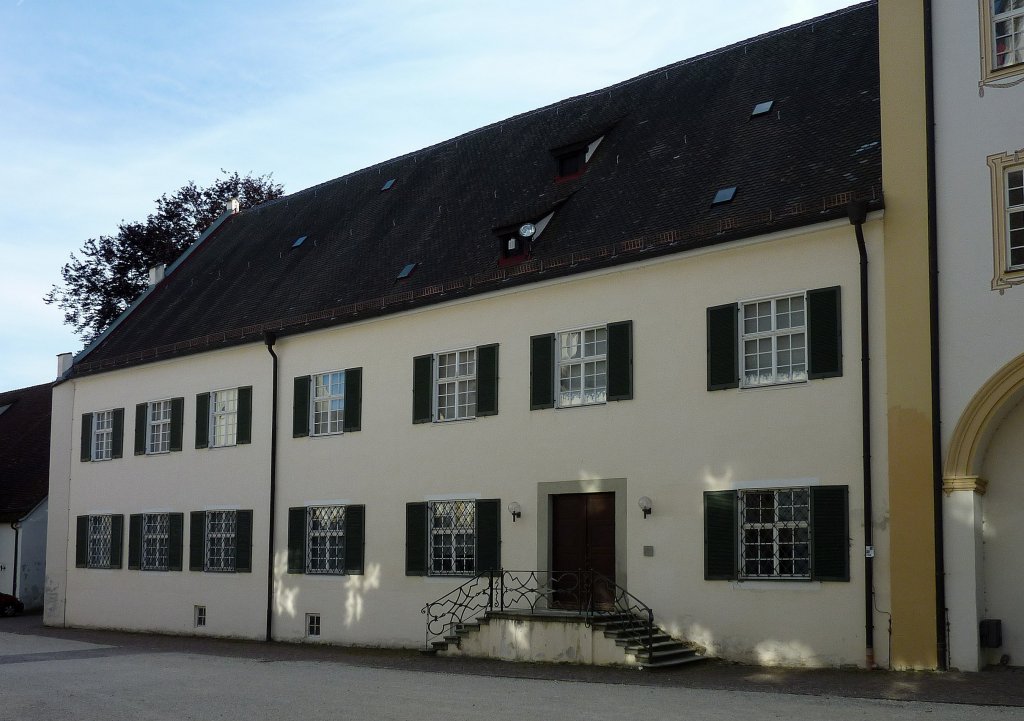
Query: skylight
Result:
<box><xmin>381</xmin><ymin>178</ymin><xmax>396</xmax><ymax>191</ymax></box>
<box><xmin>712</xmin><ymin>187</ymin><xmax>737</xmax><ymax>206</ymax></box>
<box><xmin>751</xmin><ymin>100</ymin><xmax>774</xmax><ymax>117</ymax></box>
<box><xmin>291</xmin><ymin>236</ymin><xmax>307</xmax><ymax>248</ymax></box>
<box><xmin>0</xmin><ymin>403</ymin><xmax>10</xmax><ymax>416</ymax></box>
<box><xmin>397</xmin><ymin>262</ymin><xmax>417</xmax><ymax>279</ymax></box>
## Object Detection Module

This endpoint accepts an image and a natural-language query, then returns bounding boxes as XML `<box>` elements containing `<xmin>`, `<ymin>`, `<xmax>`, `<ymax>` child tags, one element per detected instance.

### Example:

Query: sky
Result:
<box><xmin>0</xmin><ymin>0</ymin><xmax>858</xmax><ymax>392</ymax></box>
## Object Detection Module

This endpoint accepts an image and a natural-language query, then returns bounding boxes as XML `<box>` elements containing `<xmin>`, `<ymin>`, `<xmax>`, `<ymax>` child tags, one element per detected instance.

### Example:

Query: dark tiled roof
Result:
<box><xmin>76</xmin><ymin>2</ymin><xmax>880</xmax><ymax>375</ymax></box>
<box><xmin>0</xmin><ymin>383</ymin><xmax>51</xmax><ymax>519</ymax></box>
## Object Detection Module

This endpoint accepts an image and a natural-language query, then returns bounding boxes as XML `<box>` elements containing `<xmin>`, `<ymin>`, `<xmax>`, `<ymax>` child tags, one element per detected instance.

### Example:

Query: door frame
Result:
<box><xmin>536</xmin><ymin>478</ymin><xmax>628</xmax><ymax>592</ymax></box>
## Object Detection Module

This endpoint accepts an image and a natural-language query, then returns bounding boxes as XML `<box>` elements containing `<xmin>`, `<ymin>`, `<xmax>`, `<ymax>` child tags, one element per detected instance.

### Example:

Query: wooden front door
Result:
<box><xmin>551</xmin><ymin>492</ymin><xmax>615</xmax><ymax>610</ymax></box>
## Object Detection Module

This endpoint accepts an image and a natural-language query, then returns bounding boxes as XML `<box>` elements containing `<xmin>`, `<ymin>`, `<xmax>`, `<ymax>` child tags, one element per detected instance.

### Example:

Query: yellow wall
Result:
<box><xmin>878</xmin><ymin>0</ymin><xmax>938</xmax><ymax>669</ymax></box>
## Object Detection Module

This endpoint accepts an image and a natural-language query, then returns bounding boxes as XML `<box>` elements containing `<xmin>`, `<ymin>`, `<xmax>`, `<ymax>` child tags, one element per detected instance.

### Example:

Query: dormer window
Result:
<box><xmin>496</xmin><ymin>215</ymin><xmax>553</xmax><ymax>267</ymax></box>
<box><xmin>552</xmin><ymin>136</ymin><xmax>604</xmax><ymax>180</ymax></box>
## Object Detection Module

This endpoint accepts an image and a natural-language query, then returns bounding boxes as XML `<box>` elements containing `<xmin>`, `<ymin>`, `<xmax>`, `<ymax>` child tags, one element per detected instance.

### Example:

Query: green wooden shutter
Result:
<box><xmin>134</xmin><ymin>403</ymin><xmax>147</xmax><ymax>455</ymax></box>
<box><xmin>110</xmin><ymin>514</ymin><xmax>124</xmax><ymax>569</ymax></box>
<box><xmin>530</xmin><ymin>333</ymin><xmax>556</xmax><ymax>410</ymax></box>
<box><xmin>606</xmin><ymin>320</ymin><xmax>634</xmax><ymax>401</ymax></box>
<box><xmin>168</xmin><ymin>513</ymin><xmax>184</xmax><ymax>571</ymax></box>
<box><xmin>704</xmin><ymin>490</ymin><xmax>738</xmax><ymax>580</ymax></box>
<box><xmin>169</xmin><ymin>397</ymin><xmax>185</xmax><ymax>452</ymax></box>
<box><xmin>412</xmin><ymin>355</ymin><xmax>433</xmax><ymax>424</ymax></box>
<box><xmin>343</xmin><ymin>368</ymin><xmax>362</xmax><ymax>432</ymax></box>
<box><xmin>476</xmin><ymin>344</ymin><xmax>499</xmax><ymax>417</ymax></box>
<box><xmin>344</xmin><ymin>505</ymin><xmax>365</xmax><ymax>575</ymax></box>
<box><xmin>811</xmin><ymin>485</ymin><xmax>849</xmax><ymax>581</ymax></box>
<box><xmin>405</xmin><ymin>502</ymin><xmax>428</xmax><ymax>575</ymax></box>
<box><xmin>293</xmin><ymin>376</ymin><xmax>311</xmax><ymax>437</ymax></box>
<box><xmin>287</xmin><ymin>507</ymin><xmax>306</xmax><ymax>574</ymax></box>
<box><xmin>236</xmin><ymin>386</ymin><xmax>253</xmax><ymax>445</ymax></box>
<box><xmin>195</xmin><ymin>392</ymin><xmax>210</xmax><ymax>449</ymax></box>
<box><xmin>75</xmin><ymin>516</ymin><xmax>88</xmax><ymax>568</ymax></box>
<box><xmin>235</xmin><ymin>510</ymin><xmax>253</xmax><ymax>573</ymax></box>
<box><xmin>707</xmin><ymin>303</ymin><xmax>739</xmax><ymax>390</ymax></box>
<box><xmin>189</xmin><ymin>511</ymin><xmax>206</xmax><ymax>571</ymax></box>
<box><xmin>128</xmin><ymin>514</ymin><xmax>142</xmax><ymax>570</ymax></box>
<box><xmin>807</xmin><ymin>286</ymin><xmax>843</xmax><ymax>379</ymax></box>
<box><xmin>475</xmin><ymin>499</ymin><xmax>501</xmax><ymax>573</ymax></box>
<box><xmin>80</xmin><ymin>413</ymin><xmax>93</xmax><ymax>462</ymax></box>
<box><xmin>111</xmin><ymin>408</ymin><xmax>124</xmax><ymax>459</ymax></box>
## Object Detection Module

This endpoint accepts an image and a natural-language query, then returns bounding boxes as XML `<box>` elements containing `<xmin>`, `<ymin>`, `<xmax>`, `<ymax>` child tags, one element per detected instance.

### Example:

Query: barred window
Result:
<box><xmin>92</xmin><ymin>410</ymin><xmax>113</xmax><ymax>461</ymax></box>
<box><xmin>307</xmin><ymin>505</ymin><xmax>345</xmax><ymax>574</ymax></box>
<box><xmin>210</xmin><ymin>389</ymin><xmax>238</xmax><ymax>447</ymax></box>
<box><xmin>312</xmin><ymin>371</ymin><xmax>345</xmax><ymax>436</ymax></box>
<box><xmin>429</xmin><ymin>500</ymin><xmax>476</xmax><ymax>576</ymax></box>
<box><xmin>557</xmin><ymin>327</ymin><xmax>607</xmax><ymax>407</ymax></box>
<box><xmin>206</xmin><ymin>510</ymin><xmax>237</xmax><ymax>572</ymax></box>
<box><xmin>739</xmin><ymin>488</ymin><xmax>810</xmax><ymax>578</ymax></box>
<box><xmin>88</xmin><ymin>515</ymin><xmax>113</xmax><ymax>568</ymax></box>
<box><xmin>741</xmin><ymin>294</ymin><xmax>807</xmax><ymax>387</ymax></box>
<box><xmin>142</xmin><ymin>513</ymin><xmax>170</xmax><ymax>571</ymax></box>
<box><xmin>148</xmin><ymin>400</ymin><xmax>172</xmax><ymax>453</ymax></box>
<box><xmin>435</xmin><ymin>349</ymin><xmax>476</xmax><ymax>421</ymax></box>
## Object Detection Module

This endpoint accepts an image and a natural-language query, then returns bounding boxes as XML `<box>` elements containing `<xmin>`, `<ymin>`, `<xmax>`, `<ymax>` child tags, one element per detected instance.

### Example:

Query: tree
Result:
<box><xmin>45</xmin><ymin>171</ymin><xmax>284</xmax><ymax>343</ymax></box>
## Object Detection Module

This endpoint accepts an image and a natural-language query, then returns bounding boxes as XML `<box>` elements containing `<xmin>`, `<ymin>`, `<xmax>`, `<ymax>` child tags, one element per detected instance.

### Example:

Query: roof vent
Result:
<box><xmin>381</xmin><ymin>178</ymin><xmax>396</xmax><ymax>191</ymax></box>
<box><xmin>711</xmin><ymin>187</ymin><xmax>737</xmax><ymax>206</ymax></box>
<box><xmin>397</xmin><ymin>262</ymin><xmax>417</xmax><ymax>279</ymax></box>
<box><xmin>148</xmin><ymin>263</ymin><xmax>166</xmax><ymax>286</ymax></box>
<box><xmin>751</xmin><ymin>100</ymin><xmax>774</xmax><ymax>117</ymax></box>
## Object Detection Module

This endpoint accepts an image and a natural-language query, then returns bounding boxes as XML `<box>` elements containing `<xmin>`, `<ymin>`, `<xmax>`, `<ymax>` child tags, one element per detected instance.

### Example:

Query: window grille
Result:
<box><xmin>307</xmin><ymin>506</ymin><xmax>345</xmax><ymax>574</ymax></box>
<box><xmin>148</xmin><ymin>400</ymin><xmax>172</xmax><ymax>453</ymax></box>
<box><xmin>312</xmin><ymin>371</ymin><xmax>345</xmax><ymax>435</ymax></box>
<box><xmin>739</xmin><ymin>488</ymin><xmax>810</xmax><ymax>578</ymax></box>
<box><xmin>741</xmin><ymin>295</ymin><xmax>807</xmax><ymax>386</ymax></box>
<box><xmin>88</xmin><ymin>515</ymin><xmax>113</xmax><ymax>568</ymax></box>
<box><xmin>993</xmin><ymin>0</ymin><xmax>1024</xmax><ymax>69</ymax></box>
<box><xmin>306</xmin><ymin>613</ymin><xmax>321</xmax><ymax>637</ymax></box>
<box><xmin>92</xmin><ymin>410</ymin><xmax>113</xmax><ymax>461</ymax></box>
<box><xmin>435</xmin><ymin>349</ymin><xmax>476</xmax><ymax>421</ymax></box>
<box><xmin>210</xmin><ymin>389</ymin><xmax>238</xmax><ymax>447</ymax></box>
<box><xmin>429</xmin><ymin>500</ymin><xmax>476</xmax><ymax>576</ymax></box>
<box><xmin>142</xmin><ymin>513</ymin><xmax>169</xmax><ymax>571</ymax></box>
<box><xmin>206</xmin><ymin>510</ymin><xmax>236</xmax><ymax>572</ymax></box>
<box><xmin>557</xmin><ymin>327</ymin><xmax>607</xmax><ymax>406</ymax></box>
<box><xmin>1008</xmin><ymin>167</ymin><xmax>1024</xmax><ymax>269</ymax></box>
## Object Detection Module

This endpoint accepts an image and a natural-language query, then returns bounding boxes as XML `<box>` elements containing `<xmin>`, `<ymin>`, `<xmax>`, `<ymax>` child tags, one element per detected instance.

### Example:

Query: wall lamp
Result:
<box><xmin>638</xmin><ymin>496</ymin><xmax>652</xmax><ymax>519</ymax></box>
<box><xmin>508</xmin><ymin>501</ymin><xmax>522</xmax><ymax>523</ymax></box>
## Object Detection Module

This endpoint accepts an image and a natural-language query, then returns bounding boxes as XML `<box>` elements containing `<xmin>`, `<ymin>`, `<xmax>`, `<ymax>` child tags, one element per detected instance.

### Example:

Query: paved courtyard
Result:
<box><xmin>2</xmin><ymin>615</ymin><xmax>1023</xmax><ymax>721</ymax></box>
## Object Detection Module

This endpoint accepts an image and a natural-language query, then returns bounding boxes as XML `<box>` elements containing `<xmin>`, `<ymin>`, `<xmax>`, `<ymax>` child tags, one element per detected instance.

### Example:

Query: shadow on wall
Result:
<box><xmin>273</xmin><ymin>551</ymin><xmax>383</xmax><ymax>630</ymax></box>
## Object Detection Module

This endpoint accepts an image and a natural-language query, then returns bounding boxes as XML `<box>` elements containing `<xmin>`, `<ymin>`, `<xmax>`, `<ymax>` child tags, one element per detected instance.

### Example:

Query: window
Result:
<box><xmin>80</xmin><ymin>409</ymin><xmax>124</xmax><ymax>462</ymax></box>
<box><xmin>741</xmin><ymin>294</ymin><xmax>807</xmax><ymax>387</ymax></box>
<box><xmin>194</xmin><ymin>605</ymin><xmax>207</xmax><ymax>627</ymax></box>
<box><xmin>413</xmin><ymin>346</ymin><xmax>498</xmax><ymax>423</ymax></box>
<box><xmin>292</xmin><ymin>369</ymin><xmax>362</xmax><ymax>437</ymax></box>
<box><xmin>142</xmin><ymin>513</ymin><xmax>170</xmax><ymax>571</ymax></box>
<box><xmin>558</xmin><ymin>327</ymin><xmax>607</xmax><ymax>406</ymax></box>
<box><xmin>134</xmin><ymin>398</ymin><xmax>183</xmax><ymax>455</ymax></box>
<box><xmin>196</xmin><ymin>387</ymin><xmax>251</xmax><ymax>449</ymax></box>
<box><xmin>405</xmin><ymin>499</ymin><xmax>501</xmax><ymax>577</ymax></box>
<box><xmin>707</xmin><ymin>288</ymin><xmax>841</xmax><ymax>391</ymax></box>
<box><xmin>988</xmin><ymin>152</ymin><xmax>1024</xmax><ymax>289</ymax></box>
<box><xmin>286</xmin><ymin>505</ymin><xmax>364</xmax><ymax>575</ymax></box>
<box><xmin>530</xmin><ymin>322</ymin><xmax>632</xmax><ymax>410</ymax></box>
<box><xmin>703</xmin><ymin>486</ymin><xmax>849</xmax><ymax>582</ymax></box>
<box><xmin>982</xmin><ymin>0</ymin><xmax>1024</xmax><ymax>83</ymax></box>
<box><xmin>189</xmin><ymin>509</ymin><xmax>253</xmax><ymax>573</ymax></box>
<box><xmin>306</xmin><ymin>613</ymin><xmax>321</xmax><ymax>637</ymax></box>
<box><xmin>552</xmin><ymin>135</ymin><xmax>603</xmax><ymax>179</ymax></box>
<box><xmin>75</xmin><ymin>514</ymin><xmax>124</xmax><ymax>569</ymax></box>
<box><xmin>210</xmin><ymin>389</ymin><xmax>238</xmax><ymax>447</ymax></box>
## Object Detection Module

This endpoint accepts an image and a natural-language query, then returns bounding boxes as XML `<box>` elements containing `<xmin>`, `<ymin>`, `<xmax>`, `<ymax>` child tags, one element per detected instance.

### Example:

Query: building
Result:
<box><xmin>1</xmin><ymin>382</ymin><xmax>51</xmax><ymax>611</ymax></box>
<box><xmin>45</xmin><ymin>2</ymin><xmax>935</xmax><ymax>668</ymax></box>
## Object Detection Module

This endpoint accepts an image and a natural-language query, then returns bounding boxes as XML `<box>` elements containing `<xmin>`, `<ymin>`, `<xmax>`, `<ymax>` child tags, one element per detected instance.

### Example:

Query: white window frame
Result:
<box><xmin>141</xmin><ymin>512</ymin><xmax>170</xmax><ymax>571</ymax></box>
<box><xmin>209</xmin><ymin>388</ymin><xmax>239</xmax><ymax>448</ymax></box>
<box><xmin>738</xmin><ymin>487</ymin><xmax>811</xmax><ymax>580</ymax></box>
<box><xmin>205</xmin><ymin>510</ymin><xmax>237</xmax><ymax>572</ymax></box>
<box><xmin>87</xmin><ymin>514</ymin><xmax>113</xmax><ymax>569</ymax></box>
<box><xmin>92</xmin><ymin>409</ymin><xmax>114</xmax><ymax>461</ymax></box>
<box><xmin>428</xmin><ymin>500</ymin><xmax>476</xmax><ymax>577</ymax></box>
<box><xmin>311</xmin><ymin>370</ymin><xmax>345</xmax><ymax>436</ymax></box>
<box><xmin>194</xmin><ymin>605</ymin><xmax>206</xmax><ymax>627</ymax></box>
<box><xmin>434</xmin><ymin>348</ymin><xmax>477</xmax><ymax>421</ymax></box>
<box><xmin>306</xmin><ymin>505</ymin><xmax>346</xmax><ymax>575</ymax></box>
<box><xmin>739</xmin><ymin>293</ymin><xmax>808</xmax><ymax>388</ymax></box>
<box><xmin>981</xmin><ymin>0</ymin><xmax>1024</xmax><ymax>83</ymax></box>
<box><xmin>147</xmin><ymin>399</ymin><xmax>172</xmax><ymax>454</ymax></box>
<box><xmin>556</xmin><ymin>325</ymin><xmax>608</xmax><ymax>408</ymax></box>
<box><xmin>306</xmin><ymin>613</ymin><xmax>321</xmax><ymax>637</ymax></box>
<box><xmin>988</xmin><ymin>151</ymin><xmax>1024</xmax><ymax>289</ymax></box>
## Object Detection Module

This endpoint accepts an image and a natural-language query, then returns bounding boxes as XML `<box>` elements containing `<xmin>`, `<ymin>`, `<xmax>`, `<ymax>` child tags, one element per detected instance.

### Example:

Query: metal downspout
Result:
<box><xmin>847</xmin><ymin>200</ymin><xmax>875</xmax><ymax>669</ymax></box>
<box><xmin>264</xmin><ymin>332</ymin><xmax>279</xmax><ymax>643</ymax></box>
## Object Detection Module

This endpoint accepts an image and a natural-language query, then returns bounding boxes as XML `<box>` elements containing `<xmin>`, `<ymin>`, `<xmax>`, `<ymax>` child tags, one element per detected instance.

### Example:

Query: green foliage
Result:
<box><xmin>45</xmin><ymin>171</ymin><xmax>283</xmax><ymax>343</ymax></box>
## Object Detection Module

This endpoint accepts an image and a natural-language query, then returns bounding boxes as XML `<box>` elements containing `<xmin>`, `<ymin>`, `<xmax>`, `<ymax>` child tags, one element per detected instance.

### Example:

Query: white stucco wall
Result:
<box><xmin>0</xmin><ymin>526</ymin><xmax>13</xmax><ymax>596</ymax></box>
<box><xmin>15</xmin><ymin>500</ymin><xmax>48</xmax><ymax>610</ymax></box>
<box><xmin>49</xmin><ymin>217</ymin><xmax>891</xmax><ymax>666</ymax></box>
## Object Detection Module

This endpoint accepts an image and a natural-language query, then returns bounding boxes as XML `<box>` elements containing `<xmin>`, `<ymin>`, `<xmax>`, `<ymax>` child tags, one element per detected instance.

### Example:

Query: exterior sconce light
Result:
<box><xmin>508</xmin><ymin>501</ymin><xmax>522</xmax><ymax>522</ymax></box>
<box><xmin>638</xmin><ymin>496</ymin><xmax>652</xmax><ymax>519</ymax></box>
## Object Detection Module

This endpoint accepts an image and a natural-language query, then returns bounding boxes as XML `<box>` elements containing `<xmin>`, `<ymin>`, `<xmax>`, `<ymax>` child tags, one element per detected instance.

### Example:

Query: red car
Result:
<box><xmin>0</xmin><ymin>592</ymin><xmax>24</xmax><ymax>617</ymax></box>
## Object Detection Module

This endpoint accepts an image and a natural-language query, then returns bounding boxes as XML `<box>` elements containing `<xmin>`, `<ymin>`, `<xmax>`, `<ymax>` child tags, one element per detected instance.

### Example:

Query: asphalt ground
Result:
<box><xmin>2</xmin><ymin>612</ymin><xmax>1022</xmax><ymax>710</ymax></box>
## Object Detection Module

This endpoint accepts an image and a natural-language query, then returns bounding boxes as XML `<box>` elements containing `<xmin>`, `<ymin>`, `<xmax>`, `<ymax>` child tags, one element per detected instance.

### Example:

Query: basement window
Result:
<box><xmin>712</xmin><ymin>187</ymin><xmax>737</xmax><ymax>206</ymax></box>
<box><xmin>751</xmin><ymin>100</ymin><xmax>774</xmax><ymax>117</ymax></box>
<box><xmin>194</xmin><ymin>605</ymin><xmax>206</xmax><ymax>627</ymax></box>
<box><xmin>306</xmin><ymin>613</ymin><xmax>321</xmax><ymax>637</ymax></box>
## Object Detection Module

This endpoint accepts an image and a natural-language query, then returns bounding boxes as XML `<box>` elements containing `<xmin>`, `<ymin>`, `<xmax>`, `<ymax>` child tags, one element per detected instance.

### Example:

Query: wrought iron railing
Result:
<box><xmin>420</xmin><ymin>569</ymin><xmax>655</xmax><ymax>652</ymax></box>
